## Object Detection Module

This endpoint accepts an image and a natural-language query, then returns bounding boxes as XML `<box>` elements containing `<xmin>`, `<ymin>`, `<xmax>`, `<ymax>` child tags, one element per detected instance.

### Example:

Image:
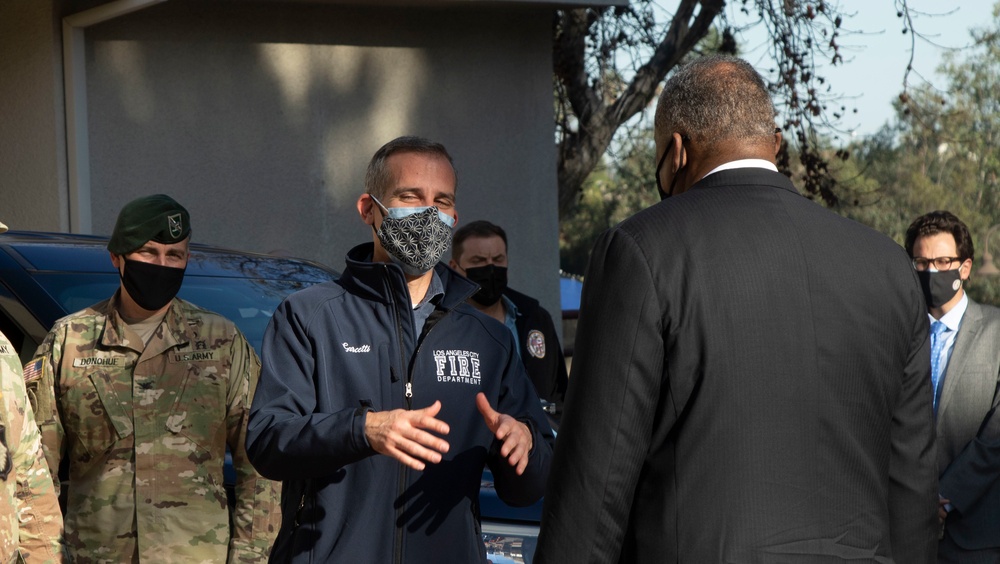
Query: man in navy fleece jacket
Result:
<box><xmin>246</xmin><ymin>136</ymin><xmax>554</xmax><ymax>563</ymax></box>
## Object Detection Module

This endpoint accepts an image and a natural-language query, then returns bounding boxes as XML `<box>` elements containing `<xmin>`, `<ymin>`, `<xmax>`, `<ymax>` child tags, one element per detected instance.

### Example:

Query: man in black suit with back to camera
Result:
<box><xmin>534</xmin><ymin>55</ymin><xmax>939</xmax><ymax>564</ymax></box>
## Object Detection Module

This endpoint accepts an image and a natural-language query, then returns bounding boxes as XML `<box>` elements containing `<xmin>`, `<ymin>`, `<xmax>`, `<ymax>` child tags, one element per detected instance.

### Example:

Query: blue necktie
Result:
<box><xmin>930</xmin><ymin>320</ymin><xmax>948</xmax><ymax>413</ymax></box>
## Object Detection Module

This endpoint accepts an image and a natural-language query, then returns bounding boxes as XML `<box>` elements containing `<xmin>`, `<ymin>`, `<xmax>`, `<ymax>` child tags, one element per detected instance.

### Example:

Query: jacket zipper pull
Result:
<box><xmin>405</xmin><ymin>382</ymin><xmax>413</xmax><ymax>399</ymax></box>
<box><xmin>294</xmin><ymin>494</ymin><xmax>306</xmax><ymax>527</ymax></box>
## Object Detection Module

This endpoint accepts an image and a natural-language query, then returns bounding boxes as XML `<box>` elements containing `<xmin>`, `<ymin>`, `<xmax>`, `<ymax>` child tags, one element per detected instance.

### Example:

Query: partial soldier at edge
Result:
<box><xmin>0</xmin><ymin>219</ymin><xmax>64</xmax><ymax>563</ymax></box>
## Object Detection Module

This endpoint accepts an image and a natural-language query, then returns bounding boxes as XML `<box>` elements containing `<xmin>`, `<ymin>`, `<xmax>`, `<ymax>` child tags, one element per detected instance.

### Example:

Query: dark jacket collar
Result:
<box><xmin>691</xmin><ymin>167</ymin><xmax>800</xmax><ymax>197</ymax></box>
<box><xmin>503</xmin><ymin>287</ymin><xmax>539</xmax><ymax>320</ymax></box>
<box><xmin>341</xmin><ymin>243</ymin><xmax>477</xmax><ymax>310</ymax></box>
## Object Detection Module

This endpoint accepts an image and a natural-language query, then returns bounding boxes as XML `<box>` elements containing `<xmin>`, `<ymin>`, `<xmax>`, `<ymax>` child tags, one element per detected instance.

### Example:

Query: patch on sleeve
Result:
<box><xmin>526</xmin><ymin>330</ymin><xmax>546</xmax><ymax>359</ymax></box>
<box><xmin>23</xmin><ymin>357</ymin><xmax>43</xmax><ymax>383</ymax></box>
<box><xmin>0</xmin><ymin>424</ymin><xmax>9</xmax><ymax>481</ymax></box>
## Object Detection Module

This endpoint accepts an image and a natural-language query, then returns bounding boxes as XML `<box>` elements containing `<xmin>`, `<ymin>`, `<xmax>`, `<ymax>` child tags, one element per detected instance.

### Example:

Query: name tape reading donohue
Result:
<box><xmin>73</xmin><ymin>357</ymin><xmax>122</xmax><ymax>367</ymax></box>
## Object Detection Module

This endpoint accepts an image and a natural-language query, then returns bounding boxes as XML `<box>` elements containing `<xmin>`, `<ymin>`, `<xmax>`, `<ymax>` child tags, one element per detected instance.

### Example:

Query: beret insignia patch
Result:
<box><xmin>168</xmin><ymin>213</ymin><xmax>183</xmax><ymax>239</ymax></box>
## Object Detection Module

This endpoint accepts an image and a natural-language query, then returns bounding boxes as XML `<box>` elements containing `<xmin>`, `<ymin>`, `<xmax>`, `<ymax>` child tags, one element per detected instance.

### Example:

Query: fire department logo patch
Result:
<box><xmin>527</xmin><ymin>330</ymin><xmax>545</xmax><ymax>359</ymax></box>
<box><xmin>433</xmin><ymin>349</ymin><xmax>482</xmax><ymax>385</ymax></box>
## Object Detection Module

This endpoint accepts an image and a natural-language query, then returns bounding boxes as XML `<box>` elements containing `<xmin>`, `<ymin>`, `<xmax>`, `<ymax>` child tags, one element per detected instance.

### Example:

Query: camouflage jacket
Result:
<box><xmin>26</xmin><ymin>295</ymin><xmax>279</xmax><ymax>563</ymax></box>
<box><xmin>0</xmin><ymin>331</ymin><xmax>63</xmax><ymax>563</ymax></box>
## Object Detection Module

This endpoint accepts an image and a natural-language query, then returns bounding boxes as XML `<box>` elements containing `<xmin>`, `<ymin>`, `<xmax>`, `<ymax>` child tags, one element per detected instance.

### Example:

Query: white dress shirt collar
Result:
<box><xmin>705</xmin><ymin>159</ymin><xmax>778</xmax><ymax>177</ymax></box>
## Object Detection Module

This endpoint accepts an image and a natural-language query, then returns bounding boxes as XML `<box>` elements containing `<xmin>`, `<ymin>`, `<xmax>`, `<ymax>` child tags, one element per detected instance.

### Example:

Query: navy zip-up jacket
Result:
<box><xmin>246</xmin><ymin>243</ymin><xmax>554</xmax><ymax>563</ymax></box>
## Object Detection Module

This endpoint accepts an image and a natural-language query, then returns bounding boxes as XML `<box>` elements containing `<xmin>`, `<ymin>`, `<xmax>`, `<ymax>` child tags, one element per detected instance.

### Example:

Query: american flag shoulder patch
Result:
<box><xmin>22</xmin><ymin>358</ymin><xmax>43</xmax><ymax>384</ymax></box>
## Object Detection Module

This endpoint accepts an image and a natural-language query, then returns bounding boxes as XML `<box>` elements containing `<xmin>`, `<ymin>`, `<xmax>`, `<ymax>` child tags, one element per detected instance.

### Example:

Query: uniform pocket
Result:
<box><xmin>83</xmin><ymin>371</ymin><xmax>135</xmax><ymax>457</ymax></box>
<box><xmin>164</xmin><ymin>365</ymin><xmax>226</xmax><ymax>454</ymax></box>
<box><xmin>161</xmin><ymin>366</ymin><xmax>228</xmax><ymax>507</ymax></box>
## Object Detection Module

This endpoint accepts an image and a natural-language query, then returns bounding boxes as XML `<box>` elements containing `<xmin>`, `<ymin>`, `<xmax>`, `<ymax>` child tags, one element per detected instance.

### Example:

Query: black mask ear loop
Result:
<box><xmin>369</xmin><ymin>194</ymin><xmax>387</xmax><ymax>236</ymax></box>
<box><xmin>655</xmin><ymin>149</ymin><xmax>670</xmax><ymax>200</ymax></box>
<box><xmin>655</xmin><ymin>137</ymin><xmax>686</xmax><ymax>200</ymax></box>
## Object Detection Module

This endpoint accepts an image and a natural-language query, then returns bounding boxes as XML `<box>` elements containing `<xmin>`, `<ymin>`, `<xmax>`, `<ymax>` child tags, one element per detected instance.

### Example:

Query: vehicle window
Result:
<box><xmin>0</xmin><ymin>308</ymin><xmax>25</xmax><ymax>355</ymax></box>
<box><xmin>177</xmin><ymin>277</ymin><xmax>320</xmax><ymax>352</ymax></box>
<box><xmin>29</xmin><ymin>273</ymin><xmax>327</xmax><ymax>354</ymax></box>
<box><xmin>0</xmin><ymin>293</ymin><xmax>44</xmax><ymax>363</ymax></box>
<box><xmin>30</xmin><ymin>274</ymin><xmax>120</xmax><ymax>315</ymax></box>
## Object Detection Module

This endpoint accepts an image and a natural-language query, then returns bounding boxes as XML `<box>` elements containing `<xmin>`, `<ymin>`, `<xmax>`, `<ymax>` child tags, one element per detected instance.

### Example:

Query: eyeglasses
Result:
<box><xmin>912</xmin><ymin>256</ymin><xmax>962</xmax><ymax>271</ymax></box>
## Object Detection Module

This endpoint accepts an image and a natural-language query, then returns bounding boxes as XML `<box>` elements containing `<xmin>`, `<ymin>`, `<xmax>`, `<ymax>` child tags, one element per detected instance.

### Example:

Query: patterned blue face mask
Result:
<box><xmin>370</xmin><ymin>195</ymin><xmax>455</xmax><ymax>276</ymax></box>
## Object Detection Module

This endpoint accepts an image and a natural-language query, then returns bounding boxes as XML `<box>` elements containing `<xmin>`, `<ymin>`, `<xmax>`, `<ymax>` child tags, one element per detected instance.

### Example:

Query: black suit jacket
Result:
<box><xmin>534</xmin><ymin>168</ymin><xmax>938</xmax><ymax>563</ymax></box>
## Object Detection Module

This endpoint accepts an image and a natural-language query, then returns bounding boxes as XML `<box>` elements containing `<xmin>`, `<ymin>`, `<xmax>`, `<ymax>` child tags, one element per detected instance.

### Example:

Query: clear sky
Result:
<box><xmin>733</xmin><ymin>0</ymin><xmax>995</xmax><ymax>139</ymax></box>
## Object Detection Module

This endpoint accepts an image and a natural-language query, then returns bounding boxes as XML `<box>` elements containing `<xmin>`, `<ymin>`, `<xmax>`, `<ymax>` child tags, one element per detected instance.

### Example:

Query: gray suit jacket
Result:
<box><xmin>937</xmin><ymin>298</ymin><xmax>1000</xmax><ymax>550</ymax></box>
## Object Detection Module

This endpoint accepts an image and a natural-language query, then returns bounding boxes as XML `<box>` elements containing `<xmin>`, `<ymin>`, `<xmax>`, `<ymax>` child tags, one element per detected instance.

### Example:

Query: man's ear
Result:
<box><xmin>357</xmin><ymin>194</ymin><xmax>375</xmax><ymax>226</ymax></box>
<box><xmin>110</xmin><ymin>252</ymin><xmax>122</xmax><ymax>270</ymax></box>
<box><xmin>961</xmin><ymin>258</ymin><xmax>974</xmax><ymax>280</ymax></box>
<box><xmin>670</xmin><ymin>132</ymin><xmax>686</xmax><ymax>173</ymax></box>
<box><xmin>774</xmin><ymin>130</ymin><xmax>783</xmax><ymax>158</ymax></box>
<box><xmin>448</xmin><ymin>259</ymin><xmax>459</xmax><ymax>271</ymax></box>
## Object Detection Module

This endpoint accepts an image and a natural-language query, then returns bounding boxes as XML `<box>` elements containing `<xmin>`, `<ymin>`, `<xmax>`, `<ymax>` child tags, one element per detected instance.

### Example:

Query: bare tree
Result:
<box><xmin>554</xmin><ymin>0</ymin><xmax>915</xmax><ymax>218</ymax></box>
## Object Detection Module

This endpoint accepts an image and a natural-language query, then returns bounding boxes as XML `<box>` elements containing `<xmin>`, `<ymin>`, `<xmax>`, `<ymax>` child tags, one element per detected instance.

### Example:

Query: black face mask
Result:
<box><xmin>464</xmin><ymin>264</ymin><xmax>508</xmax><ymax>307</ymax></box>
<box><xmin>120</xmin><ymin>258</ymin><xmax>185</xmax><ymax>311</ymax></box>
<box><xmin>916</xmin><ymin>269</ymin><xmax>962</xmax><ymax>309</ymax></box>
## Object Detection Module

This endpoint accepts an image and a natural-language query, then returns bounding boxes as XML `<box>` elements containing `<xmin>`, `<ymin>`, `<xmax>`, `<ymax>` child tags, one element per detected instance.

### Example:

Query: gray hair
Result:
<box><xmin>365</xmin><ymin>136</ymin><xmax>457</xmax><ymax>200</ymax></box>
<box><xmin>654</xmin><ymin>55</ymin><xmax>776</xmax><ymax>147</ymax></box>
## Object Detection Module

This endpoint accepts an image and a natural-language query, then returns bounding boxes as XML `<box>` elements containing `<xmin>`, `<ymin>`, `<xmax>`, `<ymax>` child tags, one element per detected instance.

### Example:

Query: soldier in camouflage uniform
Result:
<box><xmin>0</xmin><ymin>220</ymin><xmax>65</xmax><ymax>563</ymax></box>
<box><xmin>24</xmin><ymin>197</ymin><xmax>279</xmax><ymax>562</ymax></box>
<box><xmin>0</xmin><ymin>329</ymin><xmax>64</xmax><ymax>564</ymax></box>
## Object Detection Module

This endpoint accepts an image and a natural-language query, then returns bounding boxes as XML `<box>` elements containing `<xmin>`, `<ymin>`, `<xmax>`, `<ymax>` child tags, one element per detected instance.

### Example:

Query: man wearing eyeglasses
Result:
<box><xmin>905</xmin><ymin>210</ymin><xmax>1000</xmax><ymax>563</ymax></box>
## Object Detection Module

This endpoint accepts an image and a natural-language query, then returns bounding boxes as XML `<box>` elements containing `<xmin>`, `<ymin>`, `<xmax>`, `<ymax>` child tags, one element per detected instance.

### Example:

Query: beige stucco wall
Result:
<box><xmin>0</xmin><ymin>0</ymin><xmax>68</xmax><ymax>230</ymax></box>
<box><xmin>1</xmin><ymin>0</ymin><xmax>567</xmax><ymax>319</ymax></box>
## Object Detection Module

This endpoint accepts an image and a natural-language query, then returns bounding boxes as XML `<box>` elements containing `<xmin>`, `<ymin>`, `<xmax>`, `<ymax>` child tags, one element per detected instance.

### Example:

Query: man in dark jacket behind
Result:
<box><xmin>246</xmin><ymin>136</ymin><xmax>554</xmax><ymax>563</ymax></box>
<box><xmin>450</xmin><ymin>220</ymin><xmax>568</xmax><ymax>418</ymax></box>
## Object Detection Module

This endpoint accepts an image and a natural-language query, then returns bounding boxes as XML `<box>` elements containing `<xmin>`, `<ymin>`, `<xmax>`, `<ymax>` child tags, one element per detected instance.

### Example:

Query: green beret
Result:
<box><xmin>107</xmin><ymin>194</ymin><xmax>191</xmax><ymax>255</ymax></box>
